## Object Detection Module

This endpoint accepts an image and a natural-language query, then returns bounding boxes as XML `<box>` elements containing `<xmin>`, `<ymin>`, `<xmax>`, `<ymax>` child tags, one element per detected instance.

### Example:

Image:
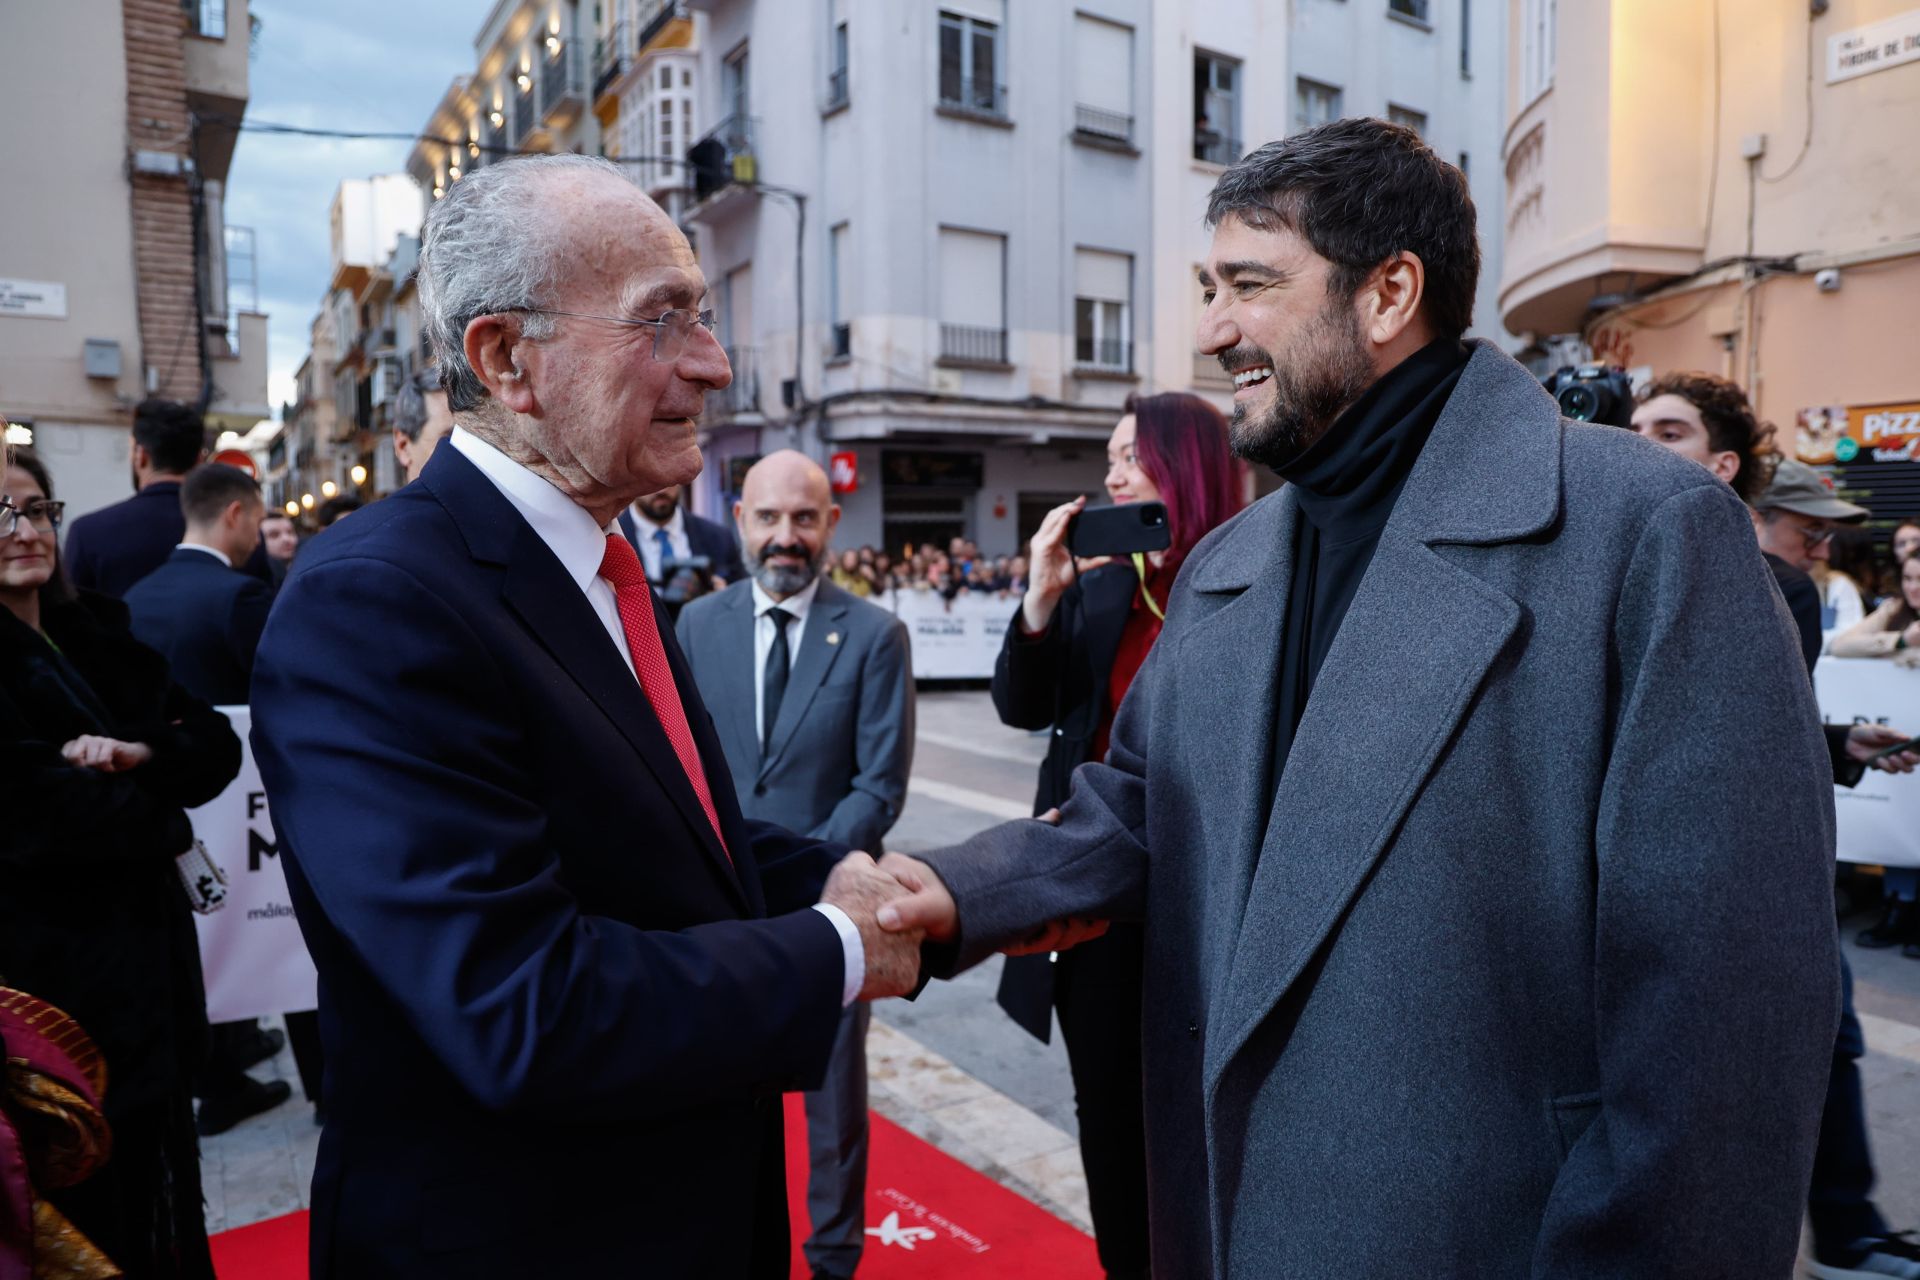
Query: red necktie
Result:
<box><xmin>598</xmin><ymin>534</ymin><xmax>730</xmax><ymax>861</ymax></box>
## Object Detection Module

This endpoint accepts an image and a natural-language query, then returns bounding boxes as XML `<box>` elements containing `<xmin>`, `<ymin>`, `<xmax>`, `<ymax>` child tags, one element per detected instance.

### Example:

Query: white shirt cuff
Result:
<box><xmin>811</xmin><ymin>903</ymin><xmax>864</xmax><ymax>1007</ymax></box>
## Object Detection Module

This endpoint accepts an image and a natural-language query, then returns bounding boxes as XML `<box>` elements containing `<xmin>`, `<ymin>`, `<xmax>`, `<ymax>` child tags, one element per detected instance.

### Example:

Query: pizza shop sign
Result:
<box><xmin>1796</xmin><ymin>402</ymin><xmax>1920</xmax><ymax>465</ymax></box>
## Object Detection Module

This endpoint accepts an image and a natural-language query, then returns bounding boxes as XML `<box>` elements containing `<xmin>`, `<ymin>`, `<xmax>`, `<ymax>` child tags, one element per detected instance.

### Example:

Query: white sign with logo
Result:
<box><xmin>188</xmin><ymin>706</ymin><xmax>320</xmax><ymax>1022</ymax></box>
<box><xmin>1814</xmin><ymin>658</ymin><xmax>1920</xmax><ymax>869</ymax></box>
<box><xmin>1828</xmin><ymin>8</ymin><xmax>1920</xmax><ymax>83</ymax></box>
<box><xmin>881</xmin><ymin>589</ymin><xmax>1016</xmax><ymax>679</ymax></box>
<box><xmin>0</xmin><ymin>277</ymin><xmax>67</xmax><ymax>319</ymax></box>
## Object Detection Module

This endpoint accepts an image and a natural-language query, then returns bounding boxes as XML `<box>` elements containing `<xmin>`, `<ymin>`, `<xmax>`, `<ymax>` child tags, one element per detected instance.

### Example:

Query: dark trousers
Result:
<box><xmin>1053</xmin><ymin>924</ymin><xmax>1151</xmax><ymax>1280</ymax></box>
<box><xmin>801</xmin><ymin>1001</ymin><xmax>872</xmax><ymax>1279</ymax></box>
<box><xmin>1808</xmin><ymin>949</ymin><xmax>1889</xmax><ymax>1254</ymax></box>
<box><xmin>55</xmin><ymin>1094</ymin><xmax>215</xmax><ymax>1280</ymax></box>
<box><xmin>286</xmin><ymin>1008</ymin><xmax>325</xmax><ymax>1104</ymax></box>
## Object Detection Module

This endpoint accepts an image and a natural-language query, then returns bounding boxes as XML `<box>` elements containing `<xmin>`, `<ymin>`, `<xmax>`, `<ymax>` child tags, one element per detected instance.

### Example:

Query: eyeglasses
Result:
<box><xmin>516</xmin><ymin>307</ymin><xmax>718</xmax><ymax>363</ymax></box>
<box><xmin>1798</xmin><ymin>524</ymin><xmax>1836</xmax><ymax>551</ymax></box>
<box><xmin>0</xmin><ymin>498</ymin><xmax>63</xmax><ymax>538</ymax></box>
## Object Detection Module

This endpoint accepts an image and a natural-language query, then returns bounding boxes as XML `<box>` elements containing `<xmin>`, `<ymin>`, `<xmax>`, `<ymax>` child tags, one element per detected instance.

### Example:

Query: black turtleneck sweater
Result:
<box><xmin>1267</xmin><ymin>338</ymin><xmax>1471</xmax><ymax>803</ymax></box>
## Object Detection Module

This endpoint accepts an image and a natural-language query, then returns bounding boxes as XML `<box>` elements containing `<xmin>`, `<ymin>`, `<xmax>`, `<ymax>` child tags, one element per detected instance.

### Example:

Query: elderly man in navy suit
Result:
<box><xmin>678</xmin><ymin>451</ymin><xmax>915</xmax><ymax>1280</ymax></box>
<box><xmin>250</xmin><ymin>154</ymin><xmax>925</xmax><ymax>1279</ymax></box>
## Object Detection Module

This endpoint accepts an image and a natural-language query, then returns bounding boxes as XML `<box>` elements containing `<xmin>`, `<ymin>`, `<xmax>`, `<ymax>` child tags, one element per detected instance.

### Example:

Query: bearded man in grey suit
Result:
<box><xmin>677</xmin><ymin>450</ymin><xmax>914</xmax><ymax>1280</ymax></box>
<box><xmin>876</xmin><ymin>118</ymin><xmax>1840</xmax><ymax>1278</ymax></box>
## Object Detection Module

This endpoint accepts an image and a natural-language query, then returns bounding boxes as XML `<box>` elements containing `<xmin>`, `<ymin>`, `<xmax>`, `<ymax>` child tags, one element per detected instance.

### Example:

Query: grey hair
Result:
<box><xmin>418</xmin><ymin>153</ymin><xmax>630</xmax><ymax>412</ymax></box>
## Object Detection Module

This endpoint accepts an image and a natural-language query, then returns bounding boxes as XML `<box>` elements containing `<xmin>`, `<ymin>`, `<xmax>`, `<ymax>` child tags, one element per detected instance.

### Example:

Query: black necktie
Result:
<box><xmin>762</xmin><ymin>607</ymin><xmax>793</xmax><ymax>756</ymax></box>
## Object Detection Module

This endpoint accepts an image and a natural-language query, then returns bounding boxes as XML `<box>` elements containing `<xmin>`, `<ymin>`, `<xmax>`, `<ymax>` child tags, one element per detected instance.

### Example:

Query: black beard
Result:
<box><xmin>1226</xmin><ymin>295</ymin><xmax>1377</xmax><ymax>471</ymax></box>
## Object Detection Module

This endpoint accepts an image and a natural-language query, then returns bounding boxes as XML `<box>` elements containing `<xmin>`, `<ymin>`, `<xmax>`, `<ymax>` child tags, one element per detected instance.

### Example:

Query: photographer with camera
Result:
<box><xmin>617</xmin><ymin>483</ymin><xmax>747</xmax><ymax>617</ymax></box>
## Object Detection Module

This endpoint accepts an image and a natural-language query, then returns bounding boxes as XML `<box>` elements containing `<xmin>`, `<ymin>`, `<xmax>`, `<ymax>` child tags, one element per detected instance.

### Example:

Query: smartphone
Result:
<box><xmin>1067</xmin><ymin>501</ymin><xmax>1172</xmax><ymax>559</ymax></box>
<box><xmin>1868</xmin><ymin>734</ymin><xmax>1920</xmax><ymax>763</ymax></box>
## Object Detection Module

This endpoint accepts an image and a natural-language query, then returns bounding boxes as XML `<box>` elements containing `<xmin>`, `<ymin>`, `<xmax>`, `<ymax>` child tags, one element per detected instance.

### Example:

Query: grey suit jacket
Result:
<box><xmin>920</xmin><ymin>342</ymin><xmax>1840</xmax><ymax>1279</ymax></box>
<box><xmin>677</xmin><ymin>578</ymin><xmax>915</xmax><ymax>859</ymax></box>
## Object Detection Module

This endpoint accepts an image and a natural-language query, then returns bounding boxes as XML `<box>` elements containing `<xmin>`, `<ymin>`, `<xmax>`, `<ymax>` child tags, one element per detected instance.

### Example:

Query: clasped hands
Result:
<box><xmin>819</xmin><ymin>810</ymin><xmax>1109</xmax><ymax>1001</ymax></box>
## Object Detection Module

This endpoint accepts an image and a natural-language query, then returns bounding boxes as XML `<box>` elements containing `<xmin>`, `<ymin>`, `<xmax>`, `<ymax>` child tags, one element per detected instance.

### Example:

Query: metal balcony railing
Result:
<box><xmin>939</xmin><ymin>324</ymin><xmax>1008</xmax><ymax>365</ymax></box>
<box><xmin>689</xmin><ymin>115</ymin><xmax>756</xmax><ymax>201</ymax></box>
<box><xmin>825</xmin><ymin>66</ymin><xmax>849</xmax><ymax>111</ymax></box>
<box><xmin>717</xmin><ymin>346</ymin><xmax>759</xmax><ymax>416</ymax></box>
<box><xmin>1075</xmin><ymin>337</ymin><xmax>1132</xmax><ymax>374</ymax></box>
<box><xmin>637</xmin><ymin>0</ymin><xmax>684</xmax><ymax>51</ymax></box>
<box><xmin>593</xmin><ymin>20</ymin><xmax>628</xmax><ymax>98</ymax></box>
<box><xmin>480</xmin><ymin>116</ymin><xmax>504</xmax><ymax>164</ymax></box>
<box><xmin>938</xmin><ymin>82</ymin><xmax>1007</xmax><ymax>121</ymax></box>
<box><xmin>540</xmin><ymin>40</ymin><xmax>583</xmax><ymax>119</ymax></box>
<box><xmin>1193</xmin><ymin>130</ymin><xmax>1243</xmax><ymax>165</ymax></box>
<box><xmin>1074</xmin><ymin>105</ymin><xmax>1133</xmax><ymax>145</ymax></box>
<box><xmin>512</xmin><ymin>85</ymin><xmax>536</xmax><ymax>146</ymax></box>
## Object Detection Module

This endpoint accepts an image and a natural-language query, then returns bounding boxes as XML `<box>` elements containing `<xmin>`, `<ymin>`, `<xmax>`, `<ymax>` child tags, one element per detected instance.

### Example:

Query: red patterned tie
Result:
<box><xmin>598</xmin><ymin>533</ymin><xmax>730</xmax><ymax>861</ymax></box>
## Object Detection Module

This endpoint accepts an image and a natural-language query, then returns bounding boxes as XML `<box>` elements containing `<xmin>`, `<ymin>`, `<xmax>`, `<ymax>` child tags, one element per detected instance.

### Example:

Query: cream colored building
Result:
<box><xmin>1499</xmin><ymin>0</ymin><xmax>1920</xmax><ymax>514</ymax></box>
<box><xmin>0</xmin><ymin>0</ymin><xmax>269</xmax><ymax>519</ymax></box>
<box><xmin>592</xmin><ymin>1</ymin><xmax>703</xmax><ymax>221</ymax></box>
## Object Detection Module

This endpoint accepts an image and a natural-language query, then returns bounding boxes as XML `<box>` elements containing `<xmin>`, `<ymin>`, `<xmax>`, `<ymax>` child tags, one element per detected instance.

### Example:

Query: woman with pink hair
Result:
<box><xmin>990</xmin><ymin>393</ymin><xmax>1245</xmax><ymax>1277</ymax></box>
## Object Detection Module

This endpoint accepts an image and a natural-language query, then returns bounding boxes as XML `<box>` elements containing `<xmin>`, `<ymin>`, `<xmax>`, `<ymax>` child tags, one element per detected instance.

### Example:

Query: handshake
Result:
<box><xmin>819</xmin><ymin>819</ymin><xmax>1108</xmax><ymax>1001</ymax></box>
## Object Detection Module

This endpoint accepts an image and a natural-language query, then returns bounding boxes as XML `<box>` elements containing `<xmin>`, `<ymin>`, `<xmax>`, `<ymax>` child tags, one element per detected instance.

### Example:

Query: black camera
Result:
<box><xmin>1543</xmin><ymin>364</ymin><xmax>1636</xmax><ymax>429</ymax></box>
<box><xmin>657</xmin><ymin>555</ymin><xmax>716</xmax><ymax>610</ymax></box>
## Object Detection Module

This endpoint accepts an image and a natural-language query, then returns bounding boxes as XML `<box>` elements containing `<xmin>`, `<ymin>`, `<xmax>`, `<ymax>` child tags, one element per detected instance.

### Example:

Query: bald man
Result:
<box><xmin>676</xmin><ymin>451</ymin><xmax>915</xmax><ymax>1280</ymax></box>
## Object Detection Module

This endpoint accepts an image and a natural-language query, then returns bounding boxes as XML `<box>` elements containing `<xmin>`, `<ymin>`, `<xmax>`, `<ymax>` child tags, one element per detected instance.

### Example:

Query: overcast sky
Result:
<box><xmin>226</xmin><ymin>1</ymin><xmax>477</xmax><ymax>416</ymax></box>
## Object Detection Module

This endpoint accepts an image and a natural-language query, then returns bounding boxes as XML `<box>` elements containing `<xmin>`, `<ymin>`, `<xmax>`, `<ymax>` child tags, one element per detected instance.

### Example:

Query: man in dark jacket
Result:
<box><xmin>125</xmin><ymin>464</ymin><xmax>272</xmax><ymax>707</ymax></box>
<box><xmin>63</xmin><ymin>399</ymin><xmax>207</xmax><ymax>597</ymax></box>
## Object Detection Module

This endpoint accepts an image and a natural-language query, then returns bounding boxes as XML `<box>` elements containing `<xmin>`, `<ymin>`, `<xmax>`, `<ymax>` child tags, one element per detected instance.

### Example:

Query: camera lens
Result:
<box><xmin>1558</xmin><ymin>384</ymin><xmax>1601</xmax><ymax>421</ymax></box>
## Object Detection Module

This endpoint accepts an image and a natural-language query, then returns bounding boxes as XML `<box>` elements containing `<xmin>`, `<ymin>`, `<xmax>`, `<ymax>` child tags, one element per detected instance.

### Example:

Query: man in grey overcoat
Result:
<box><xmin>677</xmin><ymin>450</ymin><xmax>914</xmax><ymax>1280</ymax></box>
<box><xmin>876</xmin><ymin>119</ymin><xmax>1840</xmax><ymax>1277</ymax></box>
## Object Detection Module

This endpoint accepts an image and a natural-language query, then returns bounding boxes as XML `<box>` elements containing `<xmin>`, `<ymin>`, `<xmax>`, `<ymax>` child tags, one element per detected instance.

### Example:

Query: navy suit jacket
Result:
<box><xmin>619</xmin><ymin>506</ymin><xmax>748</xmax><ymax>584</ymax></box>
<box><xmin>123</xmin><ymin>547</ymin><xmax>275</xmax><ymax>706</ymax></box>
<box><xmin>63</xmin><ymin>481</ymin><xmax>186</xmax><ymax>598</ymax></box>
<box><xmin>250</xmin><ymin>446</ymin><xmax>848</xmax><ymax>1278</ymax></box>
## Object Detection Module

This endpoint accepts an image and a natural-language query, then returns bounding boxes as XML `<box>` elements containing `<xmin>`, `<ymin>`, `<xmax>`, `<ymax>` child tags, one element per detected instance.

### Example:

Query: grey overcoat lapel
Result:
<box><xmin>1195</xmin><ymin>343</ymin><xmax>1562</xmax><ymax>1108</ymax></box>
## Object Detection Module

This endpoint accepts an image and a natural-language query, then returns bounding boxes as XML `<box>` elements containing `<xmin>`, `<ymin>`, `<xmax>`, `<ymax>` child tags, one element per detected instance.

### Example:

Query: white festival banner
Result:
<box><xmin>188</xmin><ymin>706</ymin><xmax>319</xmax><ymax>1022</ymax></box>
<box><xmin>1815</xmin><ymin>658</ymin><xmax>1920</xmax><ymax>869</ymax></box>
<box><xmin>879</xmin><ymin>589</ymin><xmax>1014</xmax><ymax>679</ymax></box>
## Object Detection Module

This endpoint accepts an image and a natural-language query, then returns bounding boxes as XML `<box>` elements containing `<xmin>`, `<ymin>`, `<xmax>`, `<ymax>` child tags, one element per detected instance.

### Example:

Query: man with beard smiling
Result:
<box><xmin>676</xmin><ymin>450</ymin><xmax>914</xmax><ymax>1280</ymax></box>
<box><xmin>873</xmin><ymin>118</ymin><xmax>1840</xmax><ymax>1277</ymax></box>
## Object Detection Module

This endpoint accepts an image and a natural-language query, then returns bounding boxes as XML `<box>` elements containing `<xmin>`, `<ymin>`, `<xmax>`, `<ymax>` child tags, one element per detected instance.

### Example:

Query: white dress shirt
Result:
<box><xmin>175</xmin><ymin>542</ymin><xmax>232</xmax><ymax>568</ymax></box>
<box><xmin>631</xmin><ymin>502</ymin><xmax>692</xmax><ymax>581</ymax></box>
<box><xmin>751</xmin><ymin>576</ymin><xmax>821</xmax><ymax>745</ymax></box>
<box><xmin>450</xmin><ymin>428</ymin><xmax>862</xmax><ymax>1004</ymax></box>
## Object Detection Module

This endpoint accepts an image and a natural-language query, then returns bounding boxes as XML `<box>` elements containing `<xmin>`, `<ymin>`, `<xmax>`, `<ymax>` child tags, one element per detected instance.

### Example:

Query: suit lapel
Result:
<box><xmin>718</xmin><ymin>587</ymin><xmax>760</xmax><ymax>771</ymax></box>
<box><xmin>498</xmin><ymin>524</ymin><xmax>746</xmax><ymax>908</ymax></box>
<box><xmin>761</xmin><ymin>584</ymin><xmax>850</xmax><ymax>776</ymax></box>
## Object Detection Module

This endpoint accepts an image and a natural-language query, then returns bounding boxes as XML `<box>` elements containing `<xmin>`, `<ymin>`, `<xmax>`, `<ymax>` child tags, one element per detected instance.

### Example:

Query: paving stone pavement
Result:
<box><xmin>202</xmin><ymin>689</ymin><xmax>1920</xmax><ymax>1273</ymax></box>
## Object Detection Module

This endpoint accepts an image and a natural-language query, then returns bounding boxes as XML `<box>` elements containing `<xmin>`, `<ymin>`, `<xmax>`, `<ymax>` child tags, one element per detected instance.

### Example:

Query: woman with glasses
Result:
<box><xmin>989</xmin><ymin>393</ymin><xmax>1244</xmax><ymax>1280</ymax></box>
<box><xmin>0</xmin><ymin>448</ymin><xmax>240</xmax><ymax>1278</ymax></box>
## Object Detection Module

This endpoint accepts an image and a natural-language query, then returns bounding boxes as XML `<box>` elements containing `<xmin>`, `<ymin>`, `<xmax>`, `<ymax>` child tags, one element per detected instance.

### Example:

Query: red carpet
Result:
<box><xmin>210</xmin><ymin>1097</ymin><xmax>1098</xmax><ymax>1277</ymax></box>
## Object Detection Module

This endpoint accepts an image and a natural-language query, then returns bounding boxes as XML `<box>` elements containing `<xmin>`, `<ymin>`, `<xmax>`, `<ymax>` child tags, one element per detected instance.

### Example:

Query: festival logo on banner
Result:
<box><xmin>1797</xmin><ymin>402</ymin><xmax>1920</xmax><ymax>465</ymax></box>
<box><xmin>866</xmin><ymin>1188</ymin><xmax>989</xmax><ymax>1258</ymax></box>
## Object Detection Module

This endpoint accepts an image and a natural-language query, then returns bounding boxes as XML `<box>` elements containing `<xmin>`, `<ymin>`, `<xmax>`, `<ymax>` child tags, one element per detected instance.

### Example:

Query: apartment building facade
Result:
<box><xmin>679</xmin><ymin>0</ymin><xmax>1512</xmax><ymax>553</ymax></box>
<box><xmin>593</xmin><ymin>1</ymin><xmax>703</xmax><ymax>222</ymax></box>
<box><xmin>1498</xmin><ymin>0</ymin><xmax>1920</xmax><ymax>520</ymax></box>
<box><xmin>0</xmin><ymin>0</ymin><xmax>271</xmax><ymax>519</ymax></box>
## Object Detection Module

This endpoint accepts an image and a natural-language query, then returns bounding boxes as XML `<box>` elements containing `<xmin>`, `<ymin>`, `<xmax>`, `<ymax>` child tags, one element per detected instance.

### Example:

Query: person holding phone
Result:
<box><xmin>990</xmin><ymin>393</ymin><xmax>1243</xmax><ymax>1278</ymax></box>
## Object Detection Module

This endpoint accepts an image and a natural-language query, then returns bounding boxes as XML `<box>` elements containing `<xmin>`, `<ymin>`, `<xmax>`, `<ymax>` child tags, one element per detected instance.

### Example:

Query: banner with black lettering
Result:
<box><xmin>188</xmin><ymin>706</ymin><xmax>319</xmax><ymax>1023</ymax></box>
<box><xmin>1815</xmin><ymin>658</ymin><xmax>1920</xmax><ymax>869</ymax></box>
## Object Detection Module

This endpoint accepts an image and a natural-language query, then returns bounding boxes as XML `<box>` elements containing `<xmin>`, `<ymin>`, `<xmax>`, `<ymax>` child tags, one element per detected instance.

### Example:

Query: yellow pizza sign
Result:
<box><xmin>1796</xmin><ymin>401</ymin><xmax>1920</xmax><ymax>465</ymax></box>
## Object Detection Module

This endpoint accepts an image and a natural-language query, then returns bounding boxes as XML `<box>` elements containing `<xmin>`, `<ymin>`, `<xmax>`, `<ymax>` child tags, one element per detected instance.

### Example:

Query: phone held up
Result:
<box><xmin>1067</xmin><ymin>501</ymin><xmax>1172</xmax><ymax>559</ymax></box>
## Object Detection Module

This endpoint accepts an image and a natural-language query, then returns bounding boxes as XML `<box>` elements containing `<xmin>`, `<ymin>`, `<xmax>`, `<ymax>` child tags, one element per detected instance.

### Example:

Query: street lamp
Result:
<box><xmin>321</xmin><ymin>480</ymin><xmax>338</xmax><ymax>499</ymax></box>
<box><xmin>284</xmin><ymin>501</ymin><xmax>299</xmax><ymax>517</ymax></box>
<box><xmin>350</xmin><ymin>465</ymin><xmax>369</xmax><ymax>486</ymax></box>
<box><xmin>300</xmin><ymin>493</ymin><xmax>315</xmax><ymax>510</ymax></box>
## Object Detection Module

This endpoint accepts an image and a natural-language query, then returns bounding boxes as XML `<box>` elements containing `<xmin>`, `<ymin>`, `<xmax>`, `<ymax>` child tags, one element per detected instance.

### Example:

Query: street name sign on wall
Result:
<box><xmin>0</xmin><ymin>278</ymin><xmax>67</xmax><ymax>319</ymax></box>
<box><xmin>1829</xmin><ymin>8</ymin><xmax>1920</xmax><ymax>83</ymax></box>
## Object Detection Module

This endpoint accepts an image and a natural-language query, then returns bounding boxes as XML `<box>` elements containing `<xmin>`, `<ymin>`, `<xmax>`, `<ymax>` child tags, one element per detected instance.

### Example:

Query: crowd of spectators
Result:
<box><xmin>827</xmin><ymin>536</ymin><xmax>1030</xmax><ymax>601</ymax></box>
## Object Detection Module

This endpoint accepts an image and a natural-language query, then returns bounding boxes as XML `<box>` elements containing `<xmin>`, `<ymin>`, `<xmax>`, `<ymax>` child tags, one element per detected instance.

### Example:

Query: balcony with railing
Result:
<box><xmin>715</xmin><ymin>346</ymin><xmax>760</xmax><ymax>417</ymax></box>
<box><xmin>1073</xmin><ymin>104</ymin><xmax>1134</xmax><ymax>150</ymax></box>
<box><xmin>593</xmin><ymin>20</ymin><xmax>628</xmax><ymax>100</ymax></box>
<box><xmin>938</xmin><ymin>324</ymin><xmax>1009</xmax><ymax>367</ymax></box>
<box><xmin>637</xmin><ymin>0</ymin><xmax>686</xmax><ymax>50</ymax></box>
<box><xmin>540</xmin><ymin>38</ymin><xmax>584</xmax><ymax>125</ymax></box>
<box><xmin>825</xmin><ymin>66</ymin><xmax>849</xmax><ymax>113</ymax></box>
<box><xmin>937</xmin><ymin>82</ymin><xmax>1008</xmax><ymax>125</ymax></box>
<box><xmin>512</xmin><ymin>83</ymin><xmax>536</xmax><ymax>147</ymax></box>
<box><xmin>688</xmin><ymin>115</ymin><xmax>757</xmax><ymax>207</ymax></box>
<box><xmin>182</xmin><ymin>0</ymin><xmax>248</xmax><ymax>110</ymax></box>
